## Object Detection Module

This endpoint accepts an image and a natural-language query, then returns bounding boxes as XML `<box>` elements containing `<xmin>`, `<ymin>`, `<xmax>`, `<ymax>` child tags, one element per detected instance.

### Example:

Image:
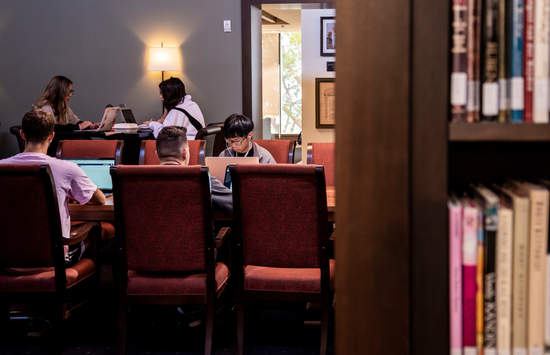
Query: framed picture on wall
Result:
<box><xmin>316</xmin><ymin>78</ymin><xmax>336</xmax><ymax>128</ymax></box>
<box><xmin>320</xmin><ymin>17</ymin><xmax>335</xmax><ymax>57</ymax></box>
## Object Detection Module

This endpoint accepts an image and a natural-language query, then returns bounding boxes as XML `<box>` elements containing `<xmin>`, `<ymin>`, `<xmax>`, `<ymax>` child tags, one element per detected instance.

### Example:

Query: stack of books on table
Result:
<box><xmin>449</xmin><ymin>182</ymin><xmax>550</xmax><ymax>354</ymax></box>
<box><xmin>450</xmin><ymin>0</ymin><xmax>550</xmax><ymax>123</ymax></box>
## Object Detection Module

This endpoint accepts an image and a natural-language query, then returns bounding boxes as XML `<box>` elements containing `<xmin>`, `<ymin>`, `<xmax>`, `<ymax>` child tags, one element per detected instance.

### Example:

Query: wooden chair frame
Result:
<box><xmin>56</xmin><ymin>140</ymin><xmax>124</xmax><ymax>165</ymax></box>
<box><xmin>229</xmin><ymin>165</ymin><xmax>332</xmax><ymax>355</ymax></box>
<box><xmin>0</xmin><ymin>165</ymin><xmax>100</xmax><ymax>350</ymax></box>
<box><xmin>111</xmin><ymin>166</ymin><xmax>225</xmax><ymax>355</ymax></box>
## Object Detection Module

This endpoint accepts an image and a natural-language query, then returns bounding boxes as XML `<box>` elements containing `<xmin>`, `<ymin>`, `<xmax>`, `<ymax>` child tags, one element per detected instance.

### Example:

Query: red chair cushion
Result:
<box><xmin>0</xmin><ymin>258</ymin><xmax>96</xmax><ymax>292</ymax></box>
<box><xmin>127</xmin><ymin>262</ymin><xmax>229</xmax><ymax>296</ymax></box>
<box><xmin>244</xmin><ymin>259</ymin><xmax>334</xmax><ymax>293</ymax></box>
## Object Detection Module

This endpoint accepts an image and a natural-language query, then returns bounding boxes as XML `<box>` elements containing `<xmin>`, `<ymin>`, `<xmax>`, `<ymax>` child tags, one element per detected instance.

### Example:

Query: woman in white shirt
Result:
<box><xmin>143</xmin><ymin>77</ymin><xmax>205</xmax><ymax>140</ymax></box>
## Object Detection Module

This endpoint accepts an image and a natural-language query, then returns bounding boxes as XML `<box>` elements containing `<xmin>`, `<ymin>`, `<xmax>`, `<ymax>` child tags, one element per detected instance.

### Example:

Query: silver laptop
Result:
<box><xmin>204</xmin><ymin>157</ymin><xmax>259</xmax><ymax>182</ymax></box>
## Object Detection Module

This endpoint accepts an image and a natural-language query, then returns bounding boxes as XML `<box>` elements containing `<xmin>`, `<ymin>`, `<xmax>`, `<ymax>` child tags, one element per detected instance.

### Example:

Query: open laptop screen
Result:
<box><xmin>66</xmin><ymin>159</ymin><xmax>114</xmax><ymax>191</ymax></box>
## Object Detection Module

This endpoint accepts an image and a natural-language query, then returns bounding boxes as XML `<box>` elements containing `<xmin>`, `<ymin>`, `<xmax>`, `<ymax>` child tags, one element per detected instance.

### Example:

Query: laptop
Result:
<box><xmin>66</xmin><ymin>159</ymin><xmax>115</xmax><ymax>192</ymax></box>
<box><xmin>88</xmin><ymin>107</ymin><xmax>119</xmax><ymax>132</ymax></box>
<box><xmin>120</xmin><ymin>107</ymin><xmax>137</xmax><ymax>124</ymax></box>
<box><xmin>204</xmin><ymin>157</ymin><xmax>259</xmax><ymax>183</ymax></box>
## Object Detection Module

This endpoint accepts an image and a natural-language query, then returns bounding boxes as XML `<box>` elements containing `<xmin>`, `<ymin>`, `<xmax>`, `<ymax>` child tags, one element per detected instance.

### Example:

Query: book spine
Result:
<box><xmin>464</xmin><ymin>204</ymin><xmax>479</xmax><ymax>354</ymax></box>
<box><xmin>468</xmin><ymin>0</ymin><xmax>481</xmax><ymax>122</ymax></box>
<box><xmin>524</xmin><ymin>0</ymin><xmax>535</xmax><ymax>122</ymax></box>
<box><xmin>452</xmin><ymin>0</ymin><xmax>469</xmax><ymax>122</ymax></box>
<box><xmin>484</xmin><ymin>201</ymin><xmax>498</xmax><ymax>354</ymax></box>
<box><xmin>474</xmin><ymin>0</ymin><xmax>483</xmax><ymax>122</ymax></box>
<box><xmin>482</xmin><ymin>0</ymin><xmax>500</xmax><ymax>120</ymax></box>
<box><xmin>496</xmin><ymin>206</ymin><xmax>513</xmax><ymax>355</ymax></box>
<box><xmin>499</xmin><ymin>0</ymin><xmax>509</xmax><ymax>122</ymax></box>
<box><xmin>532</xmin><ymin>0</ymin><xmax>550</xmax><ymax>123</ymax></box>
<box><xmin>450</xmin><ymin>201</ymin><xmax>464</xmax><ymax>355</ymax></box>
<box><xmin>528</xmin><ymin>188</ymin><xmax>549</xmax><ymax>354</ymax></box>
<box><xmin>477</xmin><ymin>208</ymin><xmax>485</xmax><ymax>354</ymax></box>
<box><xmin>509</xmin><ymin>0</ymin><xmax>525</xmax><ymax>122</ymax></box>
<box><xmin>512</xmin><ymin>195</ymin><xmax>529</xmax><ymax>355</ymax></box>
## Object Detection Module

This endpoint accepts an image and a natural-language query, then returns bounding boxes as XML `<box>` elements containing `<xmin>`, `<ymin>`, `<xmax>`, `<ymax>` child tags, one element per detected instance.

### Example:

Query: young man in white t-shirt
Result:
<box><xmin>0</xmin><ymin>109</ymin><xmax>105</xmax><ymax>265</ymax></box>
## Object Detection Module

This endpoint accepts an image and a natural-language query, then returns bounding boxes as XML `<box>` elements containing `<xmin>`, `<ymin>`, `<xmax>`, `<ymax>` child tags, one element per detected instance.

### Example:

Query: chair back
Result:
<box><xmin>139</xmin><ymin>140</ymin><xmax>206</xmax><ymax>165</ymax></box>
<box><xmin>0</xmin><ymin>165</ymin><xmax>64</xmax><ymax>269</ymax></box>
<box><xmin>307</xmin><ymin>143</ymin><xmax>335</xmax><ymax>186</ymax></box>
<box><xmin>56</xmin><ymin>140</ymin><xmax>124</xmax><ymax>164</ymax></box>
<box><xmin>254</xmin><ymin>139</ymin><xmax>295</xmax><ymax>163</ymax></box>
<box><xmin>111</xmin><ymin>166</ymin><xmax>214</xmax><ymax>272</ymax></box>
<box><xmin>230</xmin><ymin>164</ymin><xmax>328</xmax><ymax>268</ymax></box>
<box><xmin>195</xmin><ymin>123</ymin><xmax>226</xmax><ymax>157</ymax></box>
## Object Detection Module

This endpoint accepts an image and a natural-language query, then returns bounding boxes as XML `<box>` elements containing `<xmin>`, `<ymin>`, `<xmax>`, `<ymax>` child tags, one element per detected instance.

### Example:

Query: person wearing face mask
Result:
<box><xmin>142</xmin><ymin>77</ymin><xmax>205</xmax><ymax>140</ymax></box>
<box><xmin>218</xmin><ymin>113</ymin><xmax>276</xmax><ymax>164</ymax></box>
<box><xmin>34</xmin><ymin>75</ymin><xmax>98</xmax><ymax>131</ymax></box>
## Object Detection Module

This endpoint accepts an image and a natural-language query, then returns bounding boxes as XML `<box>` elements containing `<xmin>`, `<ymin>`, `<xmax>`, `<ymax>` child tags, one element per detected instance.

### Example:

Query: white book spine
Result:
<box><xmin>533</xmin><ymin>0</ymin><xmax>550</xmax><ymax>122</ymax></box>
<box><xmin>527</xmin><ymin>188</ymin><xmax>549</xmax><ymax>352</ymax></box>
<box><xmin>497</xmin><ymin>207</ymin><xmax>514</xmax><ymax>355</ymax></box>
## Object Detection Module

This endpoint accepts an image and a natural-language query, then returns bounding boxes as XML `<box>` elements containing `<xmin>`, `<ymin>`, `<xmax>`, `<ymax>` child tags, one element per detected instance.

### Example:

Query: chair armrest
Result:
<box><xmin>215</xmin><ymin>227</ymin><xmax>231</xmax><ymax>249</ymax></box>
<box><xmin>65</xmin><ymin>222</ymin><xmax>99</xmax><ymax>246</ymax></box>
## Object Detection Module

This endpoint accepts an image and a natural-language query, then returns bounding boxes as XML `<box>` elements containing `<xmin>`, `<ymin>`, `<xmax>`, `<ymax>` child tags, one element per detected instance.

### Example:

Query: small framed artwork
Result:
<box><xmin>320</xmin><ymin>16</ymin><xmax>335</xmax><ymax>57</ymax></box>
<box><xmin>316</xmin><ymin>78</ymin><xmax>336</xmax><ymax>128</ymax></box>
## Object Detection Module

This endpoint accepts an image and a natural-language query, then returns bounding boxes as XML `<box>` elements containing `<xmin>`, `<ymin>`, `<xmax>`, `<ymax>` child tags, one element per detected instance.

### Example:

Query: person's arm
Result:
<box><xmin>86</xmin><ymin>188</ymin><xmax>106</xmax><ymax>205</ymax></box>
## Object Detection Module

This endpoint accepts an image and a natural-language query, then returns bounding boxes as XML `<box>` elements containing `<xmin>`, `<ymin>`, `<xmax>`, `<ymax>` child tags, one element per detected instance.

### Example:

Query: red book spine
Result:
<box><xmin>524</xmin><ymin>0</ymin><xmax>534</xmax><ymax>122</ymax></box>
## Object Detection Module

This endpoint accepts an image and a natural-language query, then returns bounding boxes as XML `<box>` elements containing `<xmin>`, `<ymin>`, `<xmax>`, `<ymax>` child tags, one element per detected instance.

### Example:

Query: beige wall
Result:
<box><xmin>301</xmin><ymin>9</ymin><xmax>336</xmax><ymax>162</ymax></box>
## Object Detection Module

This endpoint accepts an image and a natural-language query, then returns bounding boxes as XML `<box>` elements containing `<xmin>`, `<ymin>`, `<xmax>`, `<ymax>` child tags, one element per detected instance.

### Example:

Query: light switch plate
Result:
<box><xmin>224</xmin><ymin>20</ymin><xmax>232</xmax><ymax>33</ymax></box>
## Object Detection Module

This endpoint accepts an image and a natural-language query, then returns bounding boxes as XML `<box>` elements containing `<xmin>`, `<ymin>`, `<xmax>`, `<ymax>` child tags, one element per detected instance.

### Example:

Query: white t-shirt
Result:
<box><xmin>0</xmin><ymin>153</ymin><xmax>97</xmax><ymax>239</ymax></box>
<box><xmin>149</xmin><ymin>95</ymin><xmax>205</xmax><ymax>140</ymax></box>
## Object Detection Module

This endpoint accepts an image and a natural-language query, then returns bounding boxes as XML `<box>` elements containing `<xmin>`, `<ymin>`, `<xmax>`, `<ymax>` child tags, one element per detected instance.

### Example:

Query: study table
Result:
<box><xmin>69</xmin><ymin>187</ymin><xmax>336</xmax><ymax>222</ymax></box>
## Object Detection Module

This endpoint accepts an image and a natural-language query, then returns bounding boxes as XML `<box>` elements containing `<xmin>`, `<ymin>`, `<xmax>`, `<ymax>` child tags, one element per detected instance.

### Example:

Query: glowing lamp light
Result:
<box><xmin>148</xmin><ymin>45</ymin><xmax>178</xmax><ymax>80</ymax></box>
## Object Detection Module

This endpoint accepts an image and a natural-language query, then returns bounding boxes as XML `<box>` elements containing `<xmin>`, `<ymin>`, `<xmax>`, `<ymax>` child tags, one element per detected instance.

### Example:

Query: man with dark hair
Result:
<box><xmin>218</xmin><ymin>113</ymin><xmax>276</xmax><ymax>164</ymax></box>
<box><xmin>0</xmin><ymin>109</ymin><xmax>105</xmax><ymax>265</ymax></box>
<box><xmin>156</xmin><ymin>126</ymin><xmax>232</xmax><ymax>215</ymax></box>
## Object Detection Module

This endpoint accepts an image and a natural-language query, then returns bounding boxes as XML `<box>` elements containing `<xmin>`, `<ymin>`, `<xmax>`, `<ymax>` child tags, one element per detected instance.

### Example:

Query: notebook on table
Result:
<box><xmin>204</xmin><ymin>157</ymin><xmax>259</xmax><ymax>183</ymax></box>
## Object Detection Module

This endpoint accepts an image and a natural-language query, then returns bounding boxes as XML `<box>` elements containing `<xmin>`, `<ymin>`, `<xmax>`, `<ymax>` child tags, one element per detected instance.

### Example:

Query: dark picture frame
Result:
<box><xmin>320</xmin><ymin>16</ymin><xmax>335</xmax><ymax>57</ymax></box>
<box><xmin>316</xmin><ymin>78</ymin><xmax>336</xmax><ymax>128</ymax></box>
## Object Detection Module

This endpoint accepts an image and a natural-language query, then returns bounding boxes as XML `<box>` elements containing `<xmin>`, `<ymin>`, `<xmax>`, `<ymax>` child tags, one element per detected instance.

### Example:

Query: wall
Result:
<box><xmin>301</xmin><ymin>9</ymin><xmax>335</xmax><ymax>162</ymax></box>
<box><xmin>0</xmin><ymin>0</ymin><xmax>242</xmax><ymax>157</ymax></box>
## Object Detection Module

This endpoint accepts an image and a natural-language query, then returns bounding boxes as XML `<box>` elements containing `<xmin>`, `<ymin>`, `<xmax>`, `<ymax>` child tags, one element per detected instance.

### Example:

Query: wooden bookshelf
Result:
<box><xmin>450</xmin><ymin>122</ymin><xmax>550</xmax><ymax>142</ymax></box>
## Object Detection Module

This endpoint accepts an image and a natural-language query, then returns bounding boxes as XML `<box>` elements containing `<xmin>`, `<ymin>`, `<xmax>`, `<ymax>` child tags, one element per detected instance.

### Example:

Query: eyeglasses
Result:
<box><xmin>225</xmin><ymin>137</ymin><xmax>248</xmax><ymax>147</ymax></box>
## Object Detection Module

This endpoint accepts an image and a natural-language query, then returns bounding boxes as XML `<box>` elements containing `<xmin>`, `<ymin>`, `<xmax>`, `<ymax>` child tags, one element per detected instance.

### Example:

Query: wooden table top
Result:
<box><xmin>70</xmin><ymin>187</ymin><xmax>335</xmax><ymax>222</ymax></box>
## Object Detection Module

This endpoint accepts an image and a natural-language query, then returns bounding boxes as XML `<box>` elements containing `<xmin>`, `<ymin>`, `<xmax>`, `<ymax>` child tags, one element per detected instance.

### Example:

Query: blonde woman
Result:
<box><xmin>34</xmin><ymin>75</ymin><xmax>97</xmax><ymax>130</ymax></box>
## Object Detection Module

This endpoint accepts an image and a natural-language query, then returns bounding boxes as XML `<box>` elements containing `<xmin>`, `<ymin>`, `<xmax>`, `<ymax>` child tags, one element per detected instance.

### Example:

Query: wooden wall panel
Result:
<box><xmin>410</xmin><ymin>0</ymin><xmax>450</xmax><ymax>353</ymax></box>
<box><xmin>335</xmin><ymin>0</ymin><xmax>411</xmax><ymax>353</ymax></box>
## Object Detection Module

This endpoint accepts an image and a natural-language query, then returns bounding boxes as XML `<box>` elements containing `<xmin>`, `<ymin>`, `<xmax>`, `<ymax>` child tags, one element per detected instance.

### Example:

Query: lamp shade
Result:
<box><xmin>148</xmin><ymin>47</ymin><xmax>178</xmax><ymax>71</ymax></box>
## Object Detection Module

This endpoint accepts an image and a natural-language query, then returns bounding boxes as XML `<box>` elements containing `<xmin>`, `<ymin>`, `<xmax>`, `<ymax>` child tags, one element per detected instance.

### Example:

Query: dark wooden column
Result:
<box><xmin>335</xmin><ymin>0</ymin><xmax>411</xmax><ymax>353</ymax></box>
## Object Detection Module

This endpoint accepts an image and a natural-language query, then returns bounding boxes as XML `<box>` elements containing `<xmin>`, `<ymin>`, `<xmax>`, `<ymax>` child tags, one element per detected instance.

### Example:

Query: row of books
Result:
<box><xmin>450</xmin><ymin>0</ymin><xmax>550</xmax><ymax>123</ymax></box>
<box><xmin>448</xmin><ymin>182</ymin><xmax>550</xmax><ymax>354</ymax></box>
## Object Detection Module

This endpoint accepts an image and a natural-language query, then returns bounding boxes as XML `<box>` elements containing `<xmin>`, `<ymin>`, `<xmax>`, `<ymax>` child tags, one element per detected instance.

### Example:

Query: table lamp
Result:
<box><xmin>148</xmin><ymin>43</ymin><xmax>178</xmax><ymax>81</ymax></box>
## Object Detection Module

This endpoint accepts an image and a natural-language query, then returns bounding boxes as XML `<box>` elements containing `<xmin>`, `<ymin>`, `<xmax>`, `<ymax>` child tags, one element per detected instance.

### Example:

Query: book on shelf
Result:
<box><xmin>535</xmin><ymin>180</ymin><xmax>550</xmax><ymax>354</ymax></box>
<box><xmin>463</xmin><ymin>196</ymin><xmax>480</xmax><ymax>355</ymax></box>
<box><xmin>468</xmin><ymin>0</ymin><xmax>482</xmax><ymax>122</ymax></box>
<box><xmin>472</xmin><ymin>185</ymin><xmax>498</xmax><ymax>354</ymax></box>
<box><xmin>524</xmin><ymin>0</ymin><xmax>535</xmax><ymax>122</ymax></box>
<box><xmin>476</xmin><ymin>205</ymin><xmax>485</xmax><ymax>355</ymax></box>
<box><xmin>500</xmin><ymin>184</ymin><xmax>529</xmax><ymax>355</ymax></box>
<box><xmin>494</xmin><ymin>188</ymin><xmax>513</xmax><ymax>355</ymax></box>
<box><xmin>449</xmin><ymin>197</ymin><xmax>464</xmax><ymax>355</ymax></box>
<box><xmin>498</xmin><ymin>0</ymin><xmax>509</xmax><ymax>123</ymax></box>
<box><xmin>450</xmin><ymin>0</ymin><xmax>550</xmax><ymax>123</ymax></box>
<box><xmin>509</xmin><ymin>0</ymin><xmax>524</xmax><ymax>122</ymax></box>
<box><xmin>481</xmin><ymin>0</ymin><xmax>500</xmax><ymax>121</ymax></box>
<box><xmin>451</xmin><ymin>0</ymin><xmax>469</xmax><ymax>122</ymax></box>
<box><xmin>532</xmin><ymin>0</ymin><xmax>549</xmax><ymax>123</ymax></box>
